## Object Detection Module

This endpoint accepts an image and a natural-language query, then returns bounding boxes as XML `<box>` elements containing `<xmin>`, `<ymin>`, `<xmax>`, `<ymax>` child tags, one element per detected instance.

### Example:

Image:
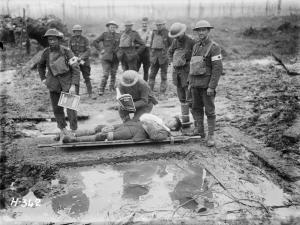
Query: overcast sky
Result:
<box><xmin>1</xmin><ymin>0</ymin><xmax>299</xmax><ymax>19</ymax></box>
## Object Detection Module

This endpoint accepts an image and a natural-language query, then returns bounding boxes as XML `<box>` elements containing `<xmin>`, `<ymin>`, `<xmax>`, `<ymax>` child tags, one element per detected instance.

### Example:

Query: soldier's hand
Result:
<box><xmin>207</xmin><ymin>88</ymin><xmax>215</xmax><ymax>96</ymax></box>
<box><xmin>42</xmin><ymin>79</ymin><xmax>47</xmax><ymax>86</ymax></box>
<box><xmin>69</xmin><ymin>85</ymin><xmax>76</xmax><ymax>95</ymax></box>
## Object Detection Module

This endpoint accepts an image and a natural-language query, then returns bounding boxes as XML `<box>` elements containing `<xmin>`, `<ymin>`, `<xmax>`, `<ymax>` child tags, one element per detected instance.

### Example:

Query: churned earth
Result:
<box><xmin>0</xmin><ymin>16</ymin><xmax>300</xmax><ymax>224</ymax></box>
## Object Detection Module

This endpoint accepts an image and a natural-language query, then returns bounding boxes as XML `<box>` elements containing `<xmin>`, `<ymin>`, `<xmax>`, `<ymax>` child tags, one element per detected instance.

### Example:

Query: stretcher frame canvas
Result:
<box><xmin>58</xmin><ymin>92</ymin><xmax>80</xmax><ymax>111</ymax></box>
<box><xmin>38</xmin><ymin>136</ymin><xmax>202</xmax><ymax>148</ymax></box>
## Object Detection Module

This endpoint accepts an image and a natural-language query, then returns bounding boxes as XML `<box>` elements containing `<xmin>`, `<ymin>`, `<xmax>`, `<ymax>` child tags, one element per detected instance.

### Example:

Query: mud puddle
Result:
<box><xmin>3</xmin><ymin>159</ymin><xmax>297</xmax><ymax>223</ymax></box>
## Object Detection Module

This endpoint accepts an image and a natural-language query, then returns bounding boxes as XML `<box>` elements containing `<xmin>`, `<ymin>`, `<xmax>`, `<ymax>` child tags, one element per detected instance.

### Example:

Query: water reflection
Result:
<box><xmin>51</xmin><ymin>189</ymin><xmax>89</xmax><ymax>218</ymax></box>
<box><xmin>170</xmin><ymin>167</ymin><xmax>213</xmax><ymax>210</ymax></box>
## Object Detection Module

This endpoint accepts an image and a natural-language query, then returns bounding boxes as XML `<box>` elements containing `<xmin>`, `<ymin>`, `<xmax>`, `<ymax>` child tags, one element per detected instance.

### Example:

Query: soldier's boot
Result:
<box><xmin>181</xmin><ymin>103</ymin><xmax>191</xmax><ymax>129</ymax></box>
<box><xmin>207</xmin><ymin>117</ymin><xmax>216</xmax><ymax>147</ymax></box>
<box><xmin>188</xmin><ymin>111</ymin><xmax>205</xmax><ymax>137</ymax></box>
<box><xmin>148</xmin><ymin>79</ymin><xmax>155</xmax><ymax>92</ymax></box>
<box><xmin>160</xmin><ymin>80</ymin><xmax>167</xmax><ymax>94</ymax></box>
<box><xmin>85</xmin><ymin>80</ymin><xmax>96</xmax><ymax>99</ymax></box>
<box><xmin>98</xmin><ymin>78</ymin><xmax>107</xmax><ymax>96</ymax></box>
<box><xmin>189</xmin><ymin>120</ymin><xmax>205</xmax><ymax>138</ymax></box>
<box><xmin>109</xmin><ymin>77</ymin><xmax>116</xmax><ymax>92</ymax></box>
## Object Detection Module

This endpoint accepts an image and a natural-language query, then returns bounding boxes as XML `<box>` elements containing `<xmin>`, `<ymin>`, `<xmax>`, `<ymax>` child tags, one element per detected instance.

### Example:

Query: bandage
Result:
<box><xmin>69</xmin><ymin>56</ymin><xmax>78</xmax><ymax>65</ymax></box>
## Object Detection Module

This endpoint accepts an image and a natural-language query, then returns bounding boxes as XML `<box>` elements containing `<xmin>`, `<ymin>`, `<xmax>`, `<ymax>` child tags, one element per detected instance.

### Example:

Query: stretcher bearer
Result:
<box><xmin>38</xmin><ymin>29</ymin><xmax>81</xmax><ymax>139</ymax></box>
<box><xmin>117</xmin><ymin>21</ymin><xmax>145</xmax><ymax>72</ymax></box>
<box><xmin>188</xmin><ymin>20</ymin><xmax>223</xmax><ymax>147</ymax></box>
<box><xmin>168</xmin><ymin>22</ymin><xmax>195</xmax><ymax>128</ymax></box>
<box><xmin>117</xmin><ymin>70</ymin><xmax>157</xmax><ymax>122</ymax></box>
<box><xmin>69</xmin><ymin>25</ymin><xmax>94</xmax><ymax>98</ymax></box>
<box><xmin>148</xmin><ymin>19</ymin><xmax>172</xmax><ymax>94</ymax></box>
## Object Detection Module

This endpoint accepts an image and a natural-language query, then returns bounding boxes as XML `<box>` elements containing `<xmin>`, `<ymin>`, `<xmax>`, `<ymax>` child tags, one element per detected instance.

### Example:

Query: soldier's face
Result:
<box><xmin>48</xmin><ymin>36</ymin><xmax>59</xmax><ymax>48</ymax></box>
<box><xmin>156</xmin><ymin>24</ymin><xmax>164</xmax><ymax>31</ymax></box>
<box><xmin>108</xmin><ymin>25</ymin><xmax>117</xmax><ymax>33</ymax></box>
<box><xmin>142</xmin><ymin>22</ymin><xmax>148</xmax><ymax>30</ymax></box>
<box><xmin>176</xmin><ymin>33</ymin><xmax>185</xmax><ymax>40</ymax></box>
<box><xmin>73</xmin><ymin>30</ymin><xmax>82</xmax><ymax>36</ymax></box>
<box><xmin>125</xmin><ymin>25</ymin><xmax>132</xmax><ymax>32</ymax></box>
<box><xmin>196</xmin><ymin>28</ymin><xmax>210</xmax><ymax>40</ymax></box>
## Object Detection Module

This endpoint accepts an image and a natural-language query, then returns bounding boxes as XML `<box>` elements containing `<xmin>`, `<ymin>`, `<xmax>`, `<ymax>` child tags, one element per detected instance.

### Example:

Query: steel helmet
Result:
<box><xmin>193</xmin><ymin>20</ymin><xmax>213</xmax><ymax>30</ymax></box>
<box><xmin>120</xmin><ymin>70</ymin><xmax>139</xmax><ymax>87</ymax></box>
<box><xmin>155</xmin><ymin>19</ymin><xmax>166</xmax><ymax>25</ymax></box>
<box><xmin>44</xmin><ymin>29</ymin><xmax>62</xmax><ymax>38</ymax></box>
<box><xmin>124</xmin><ymin>20</ymin><xmax>134</xmax><ymax>26</ymax></box>
<box><xmin>168</xmin><ymin>23</ymin><xmax>187</xmax><ymax>38</ymax></box>
<box><xmin>106</xmin><ymin>20</ymin><xmax>118</xmax><ymax>27</ymax></box>
<box><xmin>72</xmin><ymin>24</ymin><xmax>82</xmax><ymax>31</ymax></box>
<box><xmin>142</xmin><ymin>17</ymin><xmax>149</xmax><ymax>23</ymax></box>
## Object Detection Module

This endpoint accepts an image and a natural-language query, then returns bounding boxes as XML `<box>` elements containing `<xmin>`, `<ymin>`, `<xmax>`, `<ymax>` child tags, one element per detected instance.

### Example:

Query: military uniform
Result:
<box><xmin>118</xmin><ymin>78</ymin><xmax>157</xmax><ymax>122</ymax></box>
<box><xmin>168</xmin><ymin>34</ymin><xmax>195</xmax><ymax>104</ymax></box>
<box><xmin>188</xmin><ymin>37</ymin><xmax>223</xmax><ymax>138</ymax></box>
<box><xmin>137</xmin><ymin>28</ymin><xmax>152</xmax><ymax>81</ymax></box>
<box><xmin>148</xmin><ymin>28</ymin><xmax>172</xmax><ymax>93</ymax></box>
<box><xmin>38</xmin><ymin>45</ymin><xmax>81</xmax><ymax>131</ymax></box>
<box><xmin>93</xmin><ymin>31</ymin><xmax>120</xmax><ymax>92</ymax></box>
<box><xmin>69</xmin><ymin>35</ymin><xmax>92</xmax><ymax>94</ymax></box>
<box><xmin>117</xmin><ymin>30</ymin><xmax>145</xmax><ymax>71</ymax></box>
<box><xmin>63</xmin><ymin>120</ymin><xmax>148</xmax><ymax>143</ymax></box>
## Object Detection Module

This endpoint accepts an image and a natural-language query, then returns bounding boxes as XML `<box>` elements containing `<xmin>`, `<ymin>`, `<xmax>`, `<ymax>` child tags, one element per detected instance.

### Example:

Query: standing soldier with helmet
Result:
<box><xmin>188</xmin><ymin>20</ymin><xmax>223</xmax><ymax>147</ymax></box>
<box><xmin>137</xmin><ymin>17</ymin><xmax>152</xmax><ymax>81</ymax></box>
<box><xmin>148</xmin><ymin>19</ymin><xmax>172</xmax><ymax>95</ymax></box>
<box><xmin>69</xmin><ymin>25</ymin><xmax>94</xmax><ymax>98</ymax></box>
<box><xmin>93</xmin><ymin>21</ymin><xmax>120</xmax><ymax>96</ymax></box>
<box><xmin>38</xmin><ymin>29</ymin><xmax>81</xmax><ymax>140</ymax></box>
<box><xmin>117</xmin><ymin>21</ymin><xmax>145</xmax><ymax>72</ymax></box>
<box><xmin>168</xmin><ymin>22</ymin><xmax>195</xmax><ymax>129</ymax></box>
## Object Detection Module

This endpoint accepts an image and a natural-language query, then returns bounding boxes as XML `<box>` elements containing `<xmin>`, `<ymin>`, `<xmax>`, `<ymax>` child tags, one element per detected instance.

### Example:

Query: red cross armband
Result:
<box><xmin>211</xmin><ymin>54</ymin><xmax>222</xmax><ymax>61</ymax></box>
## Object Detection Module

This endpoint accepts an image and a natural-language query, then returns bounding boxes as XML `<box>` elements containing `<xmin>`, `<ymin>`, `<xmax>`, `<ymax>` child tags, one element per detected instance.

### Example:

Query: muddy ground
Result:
<box><xmin>0</xmin><ymin>16</ymin><xmax>300</xmax><ymax>224</ymax></box>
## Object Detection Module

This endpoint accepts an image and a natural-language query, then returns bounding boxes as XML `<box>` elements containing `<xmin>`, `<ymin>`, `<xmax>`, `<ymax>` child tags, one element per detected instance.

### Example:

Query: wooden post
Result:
<box><xmin>24</xmin><ymin>8</ymin><xmax>30</xmax><ymax>55</ymax></box>
<box><xmin>187</xmin><ymin>0</ymin><xmax>191</xmax><ymax>18</ymax></box>
<box><xmin>62</xmin><ymin>0</ymin><xmax>65</xmax><ymax>23</ymax></box>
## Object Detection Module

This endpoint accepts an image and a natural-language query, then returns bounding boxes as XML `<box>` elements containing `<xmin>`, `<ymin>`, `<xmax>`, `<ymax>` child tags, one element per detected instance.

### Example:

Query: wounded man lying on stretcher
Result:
<box><xmin>62</xmin><ymin>113</ymin><xmax>171</xmax><ymax>143</ymax></box>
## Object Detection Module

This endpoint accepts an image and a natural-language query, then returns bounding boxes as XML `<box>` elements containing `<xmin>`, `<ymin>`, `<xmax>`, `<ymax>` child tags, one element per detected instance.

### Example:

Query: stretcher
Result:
<box><xmin>38</xmin><ymin>136</ymin><xmax>202</xmax><ymax>148</ymax></box>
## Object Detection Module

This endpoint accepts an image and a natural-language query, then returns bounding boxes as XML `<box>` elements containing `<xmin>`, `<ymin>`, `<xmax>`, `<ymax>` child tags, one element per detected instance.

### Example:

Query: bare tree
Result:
<box><xmin>265</xmin><ymin>0</ymin><xmax>269</xmax><ymax>16</ymax></box>
<box><xmin>6</xmin><ymin>0</ymin><xmax>10</xmax><ymax>15</ymax></box>
<box><xmin>277</xmin><ymin>0</ymin><xmax>282</xmax><ymax>15</ymax></box>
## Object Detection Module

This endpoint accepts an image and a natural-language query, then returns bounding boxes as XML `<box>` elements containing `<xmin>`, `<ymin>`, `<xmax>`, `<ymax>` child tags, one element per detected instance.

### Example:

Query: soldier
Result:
<box><xmin>137</xmin><ymin>17</ymin><xmax>152</xmax><ymax>81</ymax></box>
<box><xmin>188</xmin><ymin>20</ymin><xmax>223</xmax><ymax>147</ymax></box>
<box><xmin>117</xmin><ymin>21</ymin><xmax>145</xmax><ymax>72</ymax></box>
<box><xmin>93</xmin><ymin>21</ymin><xmax>120</xmax><ymax>96</ymax></box>
<box><xmin>168</xmin><ymin>23</ymin><xmax>195</xmax><ymax>129</ymax></box>
<box><xmin>69</xmin><ymin>25</ymin><xmax>94</xmax><ymax>98</ymax></box>
<box><xmin>38</xmin><ymin>29</ymin><xmax>81</xmax><ymax>139</ymax></box>
<box><xmin>148</xmin><ymin>19</ymin><xmax>172</xmax><ymax>95</ymax></box>
<box><xmin>117</xmin><ymin>70</ymin><xmax>157</xmax><ymax>122</ymax></box>
<box><xmin>62</xmin><ymin>113</ymin><xmax>170</xmax><ymax>143</ymax></box>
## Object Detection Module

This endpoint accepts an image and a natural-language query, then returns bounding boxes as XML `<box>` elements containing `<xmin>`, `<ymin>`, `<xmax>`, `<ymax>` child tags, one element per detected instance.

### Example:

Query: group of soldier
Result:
<box><xmin>38</xmin><ymin>17</ymin><xmax>223</xmax><ymax>147</ymax></box>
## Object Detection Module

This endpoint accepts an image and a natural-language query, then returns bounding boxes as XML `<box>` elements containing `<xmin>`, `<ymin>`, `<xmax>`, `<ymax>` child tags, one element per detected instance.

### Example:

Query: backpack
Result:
<box><xmin>45</xmin><ymin>46</ymin><xmax>71</xmax><ymax>76</ymax></box>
